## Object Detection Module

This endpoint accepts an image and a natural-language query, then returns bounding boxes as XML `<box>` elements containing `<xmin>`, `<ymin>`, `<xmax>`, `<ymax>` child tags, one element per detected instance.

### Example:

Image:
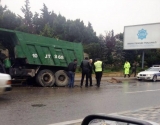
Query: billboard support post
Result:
<box><xmin>142</xmin><ymin>51</ymin><xmax>144</xmax><ymax>69</ymax></box>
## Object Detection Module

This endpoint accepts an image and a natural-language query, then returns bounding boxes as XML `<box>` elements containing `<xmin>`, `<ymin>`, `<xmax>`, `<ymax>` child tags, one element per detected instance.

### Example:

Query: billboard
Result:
<box><xmin>123</xmin><ymin>23</ymin><xmax>160</xmax><ymax>50</ymax></box>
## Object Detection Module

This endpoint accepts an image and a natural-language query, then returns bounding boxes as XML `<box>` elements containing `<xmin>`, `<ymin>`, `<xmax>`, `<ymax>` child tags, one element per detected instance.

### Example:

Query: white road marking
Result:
<box><xmin>48</xmin><ymin>118</ymin><xmax>82</xmax><ymax>125</ymax></box>
<box><xmin>126</xmin><ymin>89</ymin><xmax>160</xmax><ymax>94</ymax></box>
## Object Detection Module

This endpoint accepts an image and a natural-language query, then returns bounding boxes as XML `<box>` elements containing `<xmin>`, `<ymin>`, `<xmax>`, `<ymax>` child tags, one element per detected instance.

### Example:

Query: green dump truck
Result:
<box><xmin>0</xmin><ymin>28</ymin><xmax>84</xmax><ymax>87</ymax></box>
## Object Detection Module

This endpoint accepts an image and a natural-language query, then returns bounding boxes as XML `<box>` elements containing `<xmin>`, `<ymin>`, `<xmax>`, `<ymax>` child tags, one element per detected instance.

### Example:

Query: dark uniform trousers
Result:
<box><xmin>95</xmin><ymin>71</ymin><xmax>102</xmax><ymax>87</ymax></box>
<box><xmin>131</xmin><ymin>67</ymin><xmax>136</xmax><ymax>77</ymax></box>
<box><xmin>81</xmin><ymin>69</ymin><xmax>89</xmax><ymax>87</ymax></box>
<box><xmin>88</xmin><ymin>73</ymin><xmax>92</xmax><ymax>86</ymax></box>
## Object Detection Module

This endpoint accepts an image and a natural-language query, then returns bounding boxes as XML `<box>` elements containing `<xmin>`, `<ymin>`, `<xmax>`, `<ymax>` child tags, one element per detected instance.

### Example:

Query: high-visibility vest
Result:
<box><xmin>124</xmin><ymin>62</ymin><xmax>130</xmax><ymax>69</ymax></box>
<box><xmin>94</xmin><ymin>61</ymin><xmax>102</xmax><ymax>72</ymax></box>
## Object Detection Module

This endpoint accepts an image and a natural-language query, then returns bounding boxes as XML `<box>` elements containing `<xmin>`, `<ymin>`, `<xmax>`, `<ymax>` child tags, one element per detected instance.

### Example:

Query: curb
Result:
<box><xmin>74</xmin><ymin>77</ymin><xmax>137</xmax><ymax>81</ymax></box>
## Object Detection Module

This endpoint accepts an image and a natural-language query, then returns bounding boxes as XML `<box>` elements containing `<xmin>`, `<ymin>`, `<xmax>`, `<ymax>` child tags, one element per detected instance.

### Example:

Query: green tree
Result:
<box><xmin>112</xmin><ymin>39</ymin><xmax>125</xmax><ymax>70</ymax></box>
<box><xmin>0</xmin><ymin>5</ymin><xmax>7</xmax><ymax>27</ymax></box>
<box><xmin>40</xmin><ymin>3</ymin><xmax>50</xmax><ymax>25</ymax></box>
<box><xmin>0</xmin><ymin>5</ymin><xmax>7</xmax><ymax>15</ymax></box>
<box><xmin>52</xmin><ymin>14</ymin><xmax>66</xmax><ymax>39</ymax></box>
<box><xmin>64</xmin><ymin>19</ymin><xmax>81</xmax><ymax>42</ymax></box>
<box><xmin>84</xmin><ymin>22</ymin><xmax>98</xmax><ymax>43</ymax></box>
<box><xmin>99</xmin><ymin>31</ymin><xmax>116</xmax><ymax>64</ymax></box>
<box><xmin>83</xmin><ymin>42</ymin><xmax>102</xmax><ymax>60</ymax></box>
<box><xmin>115</xmin><ymin>33</ymin><xmax>123</xmax><ymax>41</ymax></box>
<box><xmin>0</xmin><ymin>5</ymin><xmax>21</xmax><ymax>30</ymax></box>
<box><xmin>143</xmin><ymin>49</ymin><xmax>160</xmax><ymax>67</ymax></box>
<box><xmin>123</xmin><ymin>50</ymin><xmax>139</xmax><ymax>64</ymax></box>
<box><xmin>40</xmin><ymin>23</ymin><xmax>53</xmax><ymax>37</ymax></box>
<box><xmin>32</xmin><ymin>12</ymin><xmax>44</xmax><ymax>34</ymax></box>
<box><xmin>21</xmin><ymin>0</ymin><xmax>33</xmax><ymax>33</ymax></box>
<box><xmin>2</xmin><ymin>10</ymin><xmax>21</xmax><ymax>29</ymax></box>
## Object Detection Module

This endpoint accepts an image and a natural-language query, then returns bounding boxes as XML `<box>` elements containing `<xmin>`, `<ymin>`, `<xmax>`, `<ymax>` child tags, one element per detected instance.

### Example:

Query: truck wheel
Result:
<box><xmin>55</xmin><ymin>70</ymin><xmax>69</xmax><ymax>87</ymax></box>
<box><xmin>152</xmin><ymin>75</ymin><xmax>157</xmax><ymax>82</ymax></box>
<box><xmin>36</xmin><ymin>69</ymin><xmax>55</xmax><ymax>87</ymax></box>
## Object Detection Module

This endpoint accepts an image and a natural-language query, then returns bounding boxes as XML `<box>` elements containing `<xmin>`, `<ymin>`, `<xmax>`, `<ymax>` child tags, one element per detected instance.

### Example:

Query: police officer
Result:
<box><xmin>94</xmin><ymin>58</ymin><xmax>104</xmax><ymax>87</ymax></box>
<box><xmin>131</xmin><ymin>61</ymin><xmax>138</xmax><ymax>77</ymax></box>
<box><xmin>80</xmin><ymin>57</ymin><xmax>90</xmax><ymax>87</ymax></box>
<box><xmin>124</xmin><ymin>60</ymin><xmax>130</xmax><ymax>78</ymax></box>
<box><xmin>89</xmin><ymin>59</ymin><xmax>93</xmax><ymax>86</ymax></box>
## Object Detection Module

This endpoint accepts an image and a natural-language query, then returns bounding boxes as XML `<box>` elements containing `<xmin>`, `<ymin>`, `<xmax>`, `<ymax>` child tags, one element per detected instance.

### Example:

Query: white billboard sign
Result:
<box><xmin>123</xmin><ymin>23</ymin><xmax>160</xmax><ymax>50</ymax></box>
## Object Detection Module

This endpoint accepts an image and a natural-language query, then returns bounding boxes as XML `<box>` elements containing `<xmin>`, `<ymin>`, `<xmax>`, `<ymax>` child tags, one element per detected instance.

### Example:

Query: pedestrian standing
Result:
<box><xmin>131</xmin><ymin>61</ymin><xmax>138</xmax><ymax>77</ymax></box>
<box><xmin>94</xmin><ymin>58</ymin><xmax>104</xmax><ymax>87</ymax></box>
<box><xmin>67</xmin><ymin>59</ymin><xmax>77</xmax><ymax>88</ymax></box>
<box><xmin>80</xmin><ymin>57</ymin><xmax>90</xmax><ymax>87</ymax></box>
<box><xmin>89</xmin><ymin>59</ymin><xmax>93</xmax><ymax>86</ymax></box>
<box><xmin>124</xmin><ymin>60</ymin><xmax>130</xmax><ymax>78</ymax></box>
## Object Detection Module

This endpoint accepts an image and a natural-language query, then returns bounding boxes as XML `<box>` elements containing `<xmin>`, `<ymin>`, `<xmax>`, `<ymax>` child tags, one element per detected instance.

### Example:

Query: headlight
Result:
<box><xmin>146</xmin><ymin>74</ymin><xmax>153</xmax><ymax>77</ymax></box>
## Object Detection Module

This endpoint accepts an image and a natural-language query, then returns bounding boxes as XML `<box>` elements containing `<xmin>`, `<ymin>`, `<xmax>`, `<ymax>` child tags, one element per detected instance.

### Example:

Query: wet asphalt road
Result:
<box><xmin>1</xmin><ymin>78</ymin><xmax>160</xmax><ymax>125</ymax></box>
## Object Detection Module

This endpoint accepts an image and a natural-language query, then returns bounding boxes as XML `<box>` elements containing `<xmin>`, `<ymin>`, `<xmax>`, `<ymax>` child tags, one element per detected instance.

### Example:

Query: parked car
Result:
<box><xmin>137</xmin><ymin>65</ymin><xmax>160</xmax><ymax>82</ymax></box>
<box><xmin>0</xmin><ymin>73</ymin><xmax>12</xmax><ymax>94</ymax></box>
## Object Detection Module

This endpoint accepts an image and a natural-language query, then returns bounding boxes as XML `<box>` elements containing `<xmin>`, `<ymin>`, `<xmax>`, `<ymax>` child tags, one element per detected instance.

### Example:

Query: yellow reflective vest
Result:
<box><xmin>124</xmin><ymin>62</ymin><xmax>130</xmax><ymax>74</ymax></box>
<box><xmin>94</xmin><ymin>61</ymin><xmax>102</xmax><ymax>72</ymax></box>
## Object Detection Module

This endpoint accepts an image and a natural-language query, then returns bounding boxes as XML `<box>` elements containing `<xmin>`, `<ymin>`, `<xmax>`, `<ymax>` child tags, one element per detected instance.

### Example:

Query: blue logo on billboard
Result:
<box><xmin>137</xmin><ymin>29</ymin><xmax>147</xmax><ymax>40</ymax></box>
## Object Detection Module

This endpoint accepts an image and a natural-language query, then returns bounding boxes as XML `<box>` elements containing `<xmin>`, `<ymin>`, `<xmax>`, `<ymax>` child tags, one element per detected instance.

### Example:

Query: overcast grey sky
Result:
<box><xmin>1</xmin><ymin>0</ymin><xmax>160</xmax><ymax>35</ymax></box>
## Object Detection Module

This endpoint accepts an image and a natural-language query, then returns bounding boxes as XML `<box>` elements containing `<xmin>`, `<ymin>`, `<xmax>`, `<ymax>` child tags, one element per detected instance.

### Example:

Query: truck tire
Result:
<box><xmin>55</xmin><ymin>70</ymin><xmax>69</xmax><ymax>87</ymax></box>
<box><xmin>36</xmin><ymin>69</ymin><xmax>55</xmax><ymax>87</ymax></box>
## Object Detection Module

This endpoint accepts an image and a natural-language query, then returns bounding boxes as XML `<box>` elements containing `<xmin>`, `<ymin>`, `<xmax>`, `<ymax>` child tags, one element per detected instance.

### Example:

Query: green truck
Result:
<box><xmin>0</xmin><ymin>28</ymin><xmax>84</xmax><ymax>87</ymax></box>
